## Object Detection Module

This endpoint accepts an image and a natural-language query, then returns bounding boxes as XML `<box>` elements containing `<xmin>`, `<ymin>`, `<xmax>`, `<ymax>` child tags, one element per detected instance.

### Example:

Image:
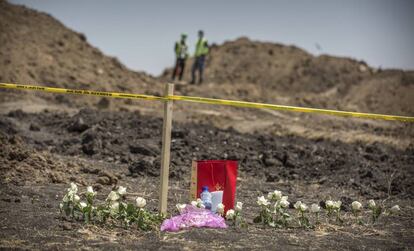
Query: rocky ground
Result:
<box><xmin>0</xmin><ymin>109</ymin><xmax>413</xmax><ymax>250</ymax></box>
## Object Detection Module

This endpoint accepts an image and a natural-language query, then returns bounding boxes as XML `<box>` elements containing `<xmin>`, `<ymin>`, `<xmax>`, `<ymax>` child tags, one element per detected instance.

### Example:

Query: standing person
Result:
<box><xmin>172</xmin><ymin>33</ymin><xmax>189</xmax><ymax>81</ymax></box>
<box><xmin>191</xmin><ymin>30</ymin><xmax>209</xmax><ymax>84</ymax></box>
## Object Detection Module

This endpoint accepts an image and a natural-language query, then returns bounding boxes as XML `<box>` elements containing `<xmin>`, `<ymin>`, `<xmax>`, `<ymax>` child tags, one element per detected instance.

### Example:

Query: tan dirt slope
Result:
<box><xmin>161</xmin><ymin>37</ymin><xmax>414</xmax><ymax>116</ymax></box>
<box><xmin>0</xmin><ymin>0</ymin><xmax>162</xmax><ymax>110</ymax></box>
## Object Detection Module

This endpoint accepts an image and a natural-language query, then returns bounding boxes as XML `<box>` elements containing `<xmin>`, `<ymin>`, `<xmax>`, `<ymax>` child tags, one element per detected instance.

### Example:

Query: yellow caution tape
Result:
<box><xmin>170</xmin><ymin>95</ymin><xmax>414</xmax><ymax>122</ymax></box>
<box><xmin>1</xmin><ymin>82</ymin><xmax>413</xmax><ymax>122</ymax></box>
<box><xmin>0</xmin><ymin>82</ymin><xmax>165</xmax><ymax>101</ymax></box>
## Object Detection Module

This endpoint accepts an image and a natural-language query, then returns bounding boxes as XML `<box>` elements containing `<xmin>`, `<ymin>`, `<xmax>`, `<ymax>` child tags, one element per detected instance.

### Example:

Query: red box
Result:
<box><xmin>190</xmin><ymin>160</ymin><xmax>238</xmax><ymax>212</ymax></box>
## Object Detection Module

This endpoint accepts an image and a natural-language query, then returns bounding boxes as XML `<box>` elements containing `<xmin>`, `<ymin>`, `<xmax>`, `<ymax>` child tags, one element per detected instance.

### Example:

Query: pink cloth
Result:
<box><xmin>160</xmin><ymin>205</ymin><xmax>227</xmax><ymax>232</ymax></box>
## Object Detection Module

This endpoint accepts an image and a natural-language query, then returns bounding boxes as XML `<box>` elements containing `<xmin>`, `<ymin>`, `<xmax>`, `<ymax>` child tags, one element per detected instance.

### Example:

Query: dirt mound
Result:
<box><xmin>161</xmin><ymin>37</ymin><xmax>414</xmax><ymax>116</ymax></box>
<box><xmin>0</xmin><ymin>130</ymin><xmax>71</xmax><ymax>185</ymax></box>
<box><xmin>2</xmin><ymin>109</ymin><xmax>413</xmax><ymax>199</ymax></box>
<box><xmin>191</xmin><ymin>37</ymin><xmax>370</xmax><ymax>94</ymax></box>
<box><xmin>342</xmin><ymin>70</ymin><xmax>414</xmax><ymax>115</ymax></box>
<box><xmin>0</xmin><ymin>0</ymin><xmax>161</xmax><ymax>107</ymax></box>
<box><xmin>0</xmin><ymin>113</ymin><xmax>123</xmax><ymax>187</ymax></box>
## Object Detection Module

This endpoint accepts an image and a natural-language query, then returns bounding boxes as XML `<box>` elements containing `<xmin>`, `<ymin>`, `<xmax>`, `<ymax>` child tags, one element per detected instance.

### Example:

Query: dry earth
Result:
<box><xmin>0</xmin><ymin>109</ymin><xmax>413</xmax><ymax>250</ymax></box>
<box><xmin>1</xmin><ymin>1</ymin><xmax>414</xmax><ymax>250</ymax></box>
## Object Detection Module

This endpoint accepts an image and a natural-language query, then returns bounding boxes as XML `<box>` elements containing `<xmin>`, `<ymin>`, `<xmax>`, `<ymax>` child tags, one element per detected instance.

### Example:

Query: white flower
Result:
<box><xmin>333</xmin><ymin>201</ymin><xmax>342</xmax><ymax>210</ymax></box>
<box><xmin>268</xmin><ymin>190</ymin><xmax>282</xmax><ymax>201</ymax></box>
<box><xmin>195</xmin><ymin>198</ymin><xmax>205</xmax><ymax>208</ymax></box>
<box><xmin>59</xmin><ymin>203</ymin><xmax>64</xmax><ymax>210</ymax></box>
<box><xmin>311</xmin><ymin>203</ymin><xmax>320</xmax><ymax>213</ymax></box>
<box><xmin>86</xmin><ymin>186</ymin><xmax>96</xmax><ymax>196</ymax></box>
<box><xmin>110</xmin><ymin>202</ymin><xmax>119</xmax><ymax>214</ymax></box>
<box><xmin>216</xmin><ymin>203</ymin><xmax>225</xmax><ymax>215</ymax></box>
<box><xmin>294</xmin><ymin>201</ymin><xmax>302</xmax><ymax>210</ymax></box>
<box><xmin>325</xmin><ymin>200</ymin><xmax>334</xmax><ymax>209</ymax></box>
<box><xmin>235</xmin><ymin>202</ymin><xmax>243</xmax><ymax>212</ymax></box>
<box><xmin>226</xmin><ymin>209</ymin><xmax>235</xmax><ymax>220</ymax></box>
<box><xmin>351</xmin><ymin>201</ymin><xmax>362</xmax><ymax>211</ymax></box>
<box><xmin>67</xmin><ymin>189</ymin><xmax>75</xmax><ymax>195</ymax></box>
<box><xmin>257</xmin><ymin>196</ymin><xmax>270</xmax><ymax>206</ymax></box>
<box><xmin>279</xmin><ymin>199</ymin><xmax>290</xmax><ymax>208</ymax></box>
<box><xmin>176</xmin><ymin>203</ymin><xmax>186</xmax><ymax>213</ymax></box>
<box><xmin>79</xmin><ymin>201</ymin><xmax>87</xmax><ymax>209</ymax></box>
<box><xmin>107</xmin><ymin>191</ymin><xmax>120</xmax><ymax>201</ymax></box>
<box><xmin>368</xmin><ymin>199</ymin><xmax>376</xmax><ymax>209</ymax></box>
<box><xmin>299</xmin><ymin>203</ymin><xmax>308</xmax><ymax>212</ymax></box>
<box><xmin>117</xmin><ymin>186</ymin><xmax>127</xmax><ymax>195</ymax></box>
<box><xmin>62</xmin><ymin>194</ymin><xmax>70</xmax><ymax>203</ymax></box>
<box><xmin>86</xmin><ymin>186</ymin><xmax>94</xmax><ymax>194</ymax></box>
<box><xmin>267</xmin><ymin>192</ymin><xmax>272</xmax><ymax>200</ymax></box>
<box><xmin>65</xmin><ymin>188</ymin><xmax>78</xmax><ymax>202</ymax></box>
<box><xmin>73</xmin><ymin>194</ymin><xmax>80</xmax><ymax>202</ymax></box>
<box><xmin>390</xmin><ymin>205</ymin><xmax>400</xmax><ymax>214</ymax></box>
<box><xmin>294</xmin><ymin>201</ymin><xmax>308</xmax><ymax>212</ymax></box>
<box><xmin>273</xmin><ymin>190</ymin><xmax>282</xmax><ymax>200</ymax></box>
<box><xmin>281</xmin><ymin>196</ymin><xmax>288</xmax><ymax>201</ymax></box>
<box><xmin>69</xmin><ymin>182</ymin><xmax>78</xmax><ymax>193</ymax></box>
<box><xmin>135</xmin><ymin>197</ymin><xmax>146</xmax><ymax>208</ymax></box>
<box><xmin>191</xmin><ymin>199</ymin><xmax>205</xmax><ymax>208</ymax></box>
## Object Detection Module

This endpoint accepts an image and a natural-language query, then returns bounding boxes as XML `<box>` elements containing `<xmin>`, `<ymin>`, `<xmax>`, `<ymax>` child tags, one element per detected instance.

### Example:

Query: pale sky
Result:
<box><xmin>10</xmin><ymin>0</ymin><xmax>414</xmax><ymax>75</ymax></box>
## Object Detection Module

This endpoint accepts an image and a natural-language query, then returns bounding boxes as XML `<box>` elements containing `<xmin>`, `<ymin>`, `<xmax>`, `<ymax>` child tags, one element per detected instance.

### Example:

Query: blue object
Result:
<box><xmin>200</xmin><ymin>186</ymin><xmax>212</xmax><ymax>210</ymax></box>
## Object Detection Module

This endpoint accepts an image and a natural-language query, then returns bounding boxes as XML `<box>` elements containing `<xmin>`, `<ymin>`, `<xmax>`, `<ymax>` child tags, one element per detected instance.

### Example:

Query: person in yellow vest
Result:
<box><xmin>172</xmin><ymin>33</ymin><xmax>189</xmax><ymax>81</ymax></box>
<box><xmin>190</xmin><ymin>30</ymin><xmax>209</xmax><ymax>84</ymax></box>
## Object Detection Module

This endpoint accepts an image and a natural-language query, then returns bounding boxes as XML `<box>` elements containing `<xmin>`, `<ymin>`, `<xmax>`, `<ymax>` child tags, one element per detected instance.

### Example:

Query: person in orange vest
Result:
<box><xmin>190</xmin><ymin>30</ymin><xmax>209</xmax><ymax>84</ymax></box>
<box><xmin>172</xmin><ymin>33</ymin><xmax>189</xmax><ymax>81</ymax></box>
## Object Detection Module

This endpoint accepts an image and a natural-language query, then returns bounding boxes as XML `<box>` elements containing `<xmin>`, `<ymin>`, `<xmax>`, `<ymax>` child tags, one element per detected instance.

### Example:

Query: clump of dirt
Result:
<box><xmin>0</xmin><ymin>114</ymin><xmax>123</xmax><ymax>188</ymax></box>
<box><xmin>2</xmin><ymin>109</ymin><xmax>413</xmax><ymax>199</ymax></box>
<box><xmin>0</xmin><ymin>131</ymin><xmax>71</xmax><ymax>185</ymax></box>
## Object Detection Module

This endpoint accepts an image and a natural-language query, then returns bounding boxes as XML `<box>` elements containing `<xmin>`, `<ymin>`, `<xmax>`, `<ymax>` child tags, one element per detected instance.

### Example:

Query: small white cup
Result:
<box><xmin>211</xmin><ymin>191</ymin><xmax>223</xmax><ymax>212</ymax></box>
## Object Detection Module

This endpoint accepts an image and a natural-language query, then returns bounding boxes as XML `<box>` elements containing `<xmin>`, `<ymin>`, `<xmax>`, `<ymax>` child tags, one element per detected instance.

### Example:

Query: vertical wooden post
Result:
<box><xmin>189</xmin><ymin>160</ymin><xmax>198</xmax><ymax>201</ymax></box>
<box><xmin>159</xmin><ymin>83</ymin><xmax>174</xmax><ymax>214</ymax></box>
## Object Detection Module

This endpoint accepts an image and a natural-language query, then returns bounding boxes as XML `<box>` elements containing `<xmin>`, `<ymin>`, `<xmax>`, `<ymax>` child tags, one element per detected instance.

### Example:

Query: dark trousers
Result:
<box><xmin>191</xmin><ymin>55</ymin><xmax>205</xmax><ymax>84</ymax></box>
<box><xmin>172</xmin><ymin>58</ymin><xmax>186</xmax><ymax>81</ymax></box>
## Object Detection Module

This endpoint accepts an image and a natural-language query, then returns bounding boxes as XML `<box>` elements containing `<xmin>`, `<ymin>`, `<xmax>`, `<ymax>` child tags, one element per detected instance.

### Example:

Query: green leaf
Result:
<box><xmin>64</xmin><ymin>206</ymin><xmax>71</xmax><ymax>217</ymax></box>
<box><xmin>126</xmin><ymin>203</ymin><xmax>136</xmax><ymax>215</ymax></box>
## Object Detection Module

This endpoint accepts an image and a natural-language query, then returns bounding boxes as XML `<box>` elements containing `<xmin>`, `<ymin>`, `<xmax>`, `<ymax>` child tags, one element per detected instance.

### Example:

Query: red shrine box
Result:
<box><xmin>190</xmin><ymin>160</ymin><xmax>238</xmax><ymax>212</ymax></box>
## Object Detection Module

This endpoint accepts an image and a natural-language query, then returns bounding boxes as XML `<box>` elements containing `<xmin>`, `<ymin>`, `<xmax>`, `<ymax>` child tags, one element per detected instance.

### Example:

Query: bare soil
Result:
<box><xmin>1</xmin><ymin>109</ymin><xmax>413</xmax><ymax>250</ymax></box>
